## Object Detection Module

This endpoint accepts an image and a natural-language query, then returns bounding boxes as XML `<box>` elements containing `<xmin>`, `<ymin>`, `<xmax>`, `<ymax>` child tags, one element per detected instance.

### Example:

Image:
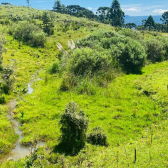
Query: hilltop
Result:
<box><xmin>0</xmin><ymin>4</ymin><xmax>168</xmax><ymax>168</ymax></box>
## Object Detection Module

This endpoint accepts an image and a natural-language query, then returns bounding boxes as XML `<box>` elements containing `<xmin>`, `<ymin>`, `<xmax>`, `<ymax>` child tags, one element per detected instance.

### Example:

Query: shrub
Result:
<box><xmin>59</xmin><ymin>102</ymin><xmax>89</xmax><ymax>154</ymax></box>
<box><xmin>118</xmin><ymin>28</ymin><xmax>143</xmax><ymax>41</ymax></box>
<box><xmin>155</xmin><ymin>36</ymin><xmax>168</xmax><ymax>60</ymax></box>
<box><xmin>146</xmin><ymin>38</ymin><xmax>164</xmax><ymax>63</ymax></box>
<box><xmin>68</xmin><ymin>48</ymin><xmax>111</xmax><ymax>76</ymax></box>
<box><xmin>87</xmin><ymin>127</ymin><xmax>108</xmax><ymax>146</ymax></box>
<box><xmin>1</xmin><ymin>66</ymin><xmax>14</xmax><ymax>94</ymax></box>
<box><xmin>48</xmin><ymin>62</ymin><xmax>59</xmax><ymax>74</ymax></box>
<box><xmin>9</xmin><ymin>21</ymin><xmax>46</xmax><ymax>47</ymax></box>
<box><xmin>75</xmin><ymin>30</ymin><xmax>145</xmax><ymax>73</ymax></box>
<box><xmin>112</xmin><ymin>37</ymin><xmax>146</xmax><ymax>73</ymax></box>
<box><xmin>31</xmin><ymin>31</ymin><xmax>46</xmax><ymax>47</ymax></box>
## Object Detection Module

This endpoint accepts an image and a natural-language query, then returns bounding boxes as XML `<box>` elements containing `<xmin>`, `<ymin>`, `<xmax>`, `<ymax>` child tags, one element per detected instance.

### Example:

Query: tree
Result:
<box><xmin>144</xmin><ymin>15</ymin><xmax>155</xmax><ymax>31</ymax></box>
<box><xmin>108</xmin><ymin>0</ymin><xmax>125</xmax><ymax>27</ymax></box>
<box><xmin>53</xmin><ymin>0</ymin><xmax>62</xmax><ymax>12</ymax></box>
<box><xmin>66</xmin><ymin>5</ymin><xmax>95</xmax><ymax>19</ymax></box>
<box><xmin>26</xmin><ymin>0</ymin><xmax>29</xmax><ymax>7</ymax></box>
<box><xmin>124</xmin><ymin>23</ymin><xmax>137</xmax><ymax>29</ymax></box>
<box><xmin>59</xmin><ymin>102</ymin><xmax>88</xmax><ymax>154</ymax></box>
<box><xmin>42</xmin><ymin>11</ymin><xmax>54</xmax><ymax>36</ymax></box>
<box><xmin>154</xmin><ymin>23</ymin><xmax>165</xmax><ymax>32</ymax></box>
<box><xmin>161</xmin><ymin>11</ymin><xmax>168</xmax><ymax>32</ymax></box>
<box><xmin>96</xmin><ymin>7</ymin><xmax>110</xmax><ymax>23</ymax></box>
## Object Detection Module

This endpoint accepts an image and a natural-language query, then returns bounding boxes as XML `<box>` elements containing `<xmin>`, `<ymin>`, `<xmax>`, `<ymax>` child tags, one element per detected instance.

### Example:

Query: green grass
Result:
<box><xmin>0</xmin><ymin>4</ymin><xmax>168</xmax><ymax>168</ymax></box>
<box><xmin>0</xmin><ymin>105</ymin><xmax>18</xmax><ymax>157</ymax></box>
<box><xmin>0</xmin><ymin>4</ymin><xmax>113</xmax><ymax>163</ymax></box>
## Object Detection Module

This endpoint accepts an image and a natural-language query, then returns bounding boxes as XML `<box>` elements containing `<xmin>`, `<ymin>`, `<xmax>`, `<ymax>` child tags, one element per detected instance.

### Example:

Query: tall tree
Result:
<box><xmin>108</xmin><ymin>0</ymin><xmax>125</xmax><ymax>27</ymax></box>
<box><xmin>42</xmin><ymin>11</ymin><xmax>54</xmax><ymax>36</ymax></box>
<box><xmin>161</xmin><ymin>11</ymin><xmax>168</xmax><ymax>32</ymax></box>
<box><xmin>26</xmin><ymin>0</ymin><xmax>29</xmax><ymax>7</ymax></box>
<box><xmin>144</xmin><ymin>15</ymin><xmax>155</xmax><ymax>31</ymax></box>
<box><xmin>96</xmin><ymin>7</ymin><xmax>110</xmax><ymax>23</ymax></box>
<box><xmin>53</xmin><ymin>0</ymin><xmax>62</xmax><ymax>12</ymax></box>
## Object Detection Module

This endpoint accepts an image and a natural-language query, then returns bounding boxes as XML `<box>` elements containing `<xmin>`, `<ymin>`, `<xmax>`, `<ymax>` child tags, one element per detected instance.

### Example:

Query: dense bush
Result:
<box><xmin>87</xmin><ymin>127</ymin><xmax>108</xmax><ymax>146</ymax></box>
<box><xmin>146</xmin><ymin>38</ymin><xmax>164</xmax><ymax>63</ymax></box>
<box><xmin>112</xmin><ymin>37</ymin><xmax>146</xmax><ymax>72</ymax></box>
<box><xmin>9</xmin><ymin>21</ymin><xmax>46</xmax><ymax>47</ymax></box>
<box><xmin>75</xmin><ymin>30</ymin><xmax>146</xmax><ymax>73</ymax></box>
<box><xmin>68</xmin><ymin>48</ymin><xmax>112</xmax><ymax>76</ymax></box>
<box><xmin>59</xmin><ymin>102</ymin><xmax>89</xmax><ymax>154</ymax></box>
<box><xmin>118</xmin><ymin>28</ymin><xmax>143</xmax><ymax>40</ymax></box>
<box><xmin>155</xmin><ymin>36</ymin><xmax>168</xmax><ymax>60</ymax></box>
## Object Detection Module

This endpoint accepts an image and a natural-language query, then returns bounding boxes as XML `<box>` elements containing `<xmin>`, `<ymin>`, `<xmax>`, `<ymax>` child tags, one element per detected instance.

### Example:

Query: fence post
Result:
<box><xmin>134</xmin><ymin>148</ymin><xmax>137</xmax><ymax>163</ymax></box>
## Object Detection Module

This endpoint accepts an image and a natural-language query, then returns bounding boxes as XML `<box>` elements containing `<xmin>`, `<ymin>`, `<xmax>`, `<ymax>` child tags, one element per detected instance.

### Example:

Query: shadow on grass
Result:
<box><xmin>125</xmin><ymin>69</ymin><xmax>144</xmax><ymax>75</ymax></box>
<box><xmin>53</xmin><ymin>142</ymin><xmax>84</xmax><ymax>156</ymax></box>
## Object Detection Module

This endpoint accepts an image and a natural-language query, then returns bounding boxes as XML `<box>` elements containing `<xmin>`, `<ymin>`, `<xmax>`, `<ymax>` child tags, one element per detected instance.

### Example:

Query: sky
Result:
<box><xmin>2</xmin><ymin>0</ymin><xmax>168</xmax><ymax>16</ymax></box>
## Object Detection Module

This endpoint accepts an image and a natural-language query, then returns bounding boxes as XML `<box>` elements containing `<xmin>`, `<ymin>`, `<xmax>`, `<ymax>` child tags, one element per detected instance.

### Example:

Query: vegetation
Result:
<box><xmin>87</xmin><ymin>127</ymin><xmax>108</xmax><ymax>146</ymax></box>
<box><xmin>0</xmin><ymin>3</ymin><xmax>168</xmax><ymax>168</ymax></box>
<box><xmin>58</xmin><ymin>102</ymin><xmax>88</xmax><ymax>154</ymax></box>
<box><xmin>144</xmin><ymin>15</ymin><xmax>155</xmax><ymax>31</ymax></box>
<box><xmin>41</xmin><ymin>11</ymin><xmax>54</xmax><ymax>36</ymax></box>
<box><xmin>108</xmin><ymin>0</ymin><xmax>125</xmax><ymax>27</ymax></box>
<box><xmin>9</xmin><ymin>21</ymin><xmax>46</xmax><ymax>47</ymax></box>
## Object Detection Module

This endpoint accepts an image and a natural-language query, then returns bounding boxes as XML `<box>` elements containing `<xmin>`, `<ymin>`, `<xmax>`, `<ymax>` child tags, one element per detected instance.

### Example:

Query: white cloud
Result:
<box><xmin>87</xmin><ymin>7</ymin><xmax>92</xmax><ymax>10</ymax></box>
<box><xmin>121</xmin><ymin>4</ymin><xmax>164</xmax><ymax>14</ymax></box>
<box><xmin>153</xmin><ymin>9</ymin><xmax>168</xmax><ymax>14</ymax></box>
<box><xmin>122</xmin><ymin>8</ymin><xmax>141</xmax><ymax>12</ymax></box>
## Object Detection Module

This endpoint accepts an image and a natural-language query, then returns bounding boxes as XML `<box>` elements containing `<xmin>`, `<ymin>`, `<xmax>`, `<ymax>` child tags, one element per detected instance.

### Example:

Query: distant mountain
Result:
<box><xmin>125</xmin><ymin>15</ymin><xmax>162</xmax><ymax>26</ymax></box>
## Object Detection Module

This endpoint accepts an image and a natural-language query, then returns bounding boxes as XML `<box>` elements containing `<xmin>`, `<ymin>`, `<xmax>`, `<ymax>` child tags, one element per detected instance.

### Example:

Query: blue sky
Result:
<box><xmin>3</xmin><ymin>0</ymin><xmax>168</xmax><ymax>16</ymax></box>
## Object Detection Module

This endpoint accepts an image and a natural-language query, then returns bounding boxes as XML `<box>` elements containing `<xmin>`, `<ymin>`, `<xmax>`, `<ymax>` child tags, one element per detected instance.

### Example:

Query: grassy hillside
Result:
<box><xmin>0</xmin><ymin>4</ymin><xmax>168</xmax><ymax>168</ymax></box>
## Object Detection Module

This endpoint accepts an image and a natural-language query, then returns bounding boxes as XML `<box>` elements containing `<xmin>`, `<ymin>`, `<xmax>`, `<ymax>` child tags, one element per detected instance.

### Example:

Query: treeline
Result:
<box><xmin>53</xmin><ymin>1</ymin><xmax>96</xmax><ymax>20</ymax></box>
<box><xmin>53</xmin><ymin>0</ymin><xmax>124</xmax><ymax>27</ymax></box>
<box><xmin>136</xmin><ymin>14</ymin><xmax>168</xmax><ymax>32</ymax></box>
<box><xmin>53</xmin><ymin>0</ymin><xmax>168</xmax><ymax>32</ymax></box>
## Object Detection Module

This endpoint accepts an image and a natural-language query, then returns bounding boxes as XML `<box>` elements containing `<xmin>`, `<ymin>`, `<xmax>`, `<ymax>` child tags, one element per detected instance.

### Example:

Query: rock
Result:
<box><xmin>7</xmin><ymin>157</ymin><xmax>14</xmax><ymax>161</ymax></box>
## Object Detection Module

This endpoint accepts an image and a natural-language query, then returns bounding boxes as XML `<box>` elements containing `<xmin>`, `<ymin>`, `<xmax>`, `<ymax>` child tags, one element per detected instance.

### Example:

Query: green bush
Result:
<box><xmin>76</xmin><ymin>30</ymin><xmax>145</xmax><ymax>73</ymax></box>
<box><xmin>118</xmin><ymin>28</ymin><xmax>143</xmax><ymax>41</ymax></box>
<box><xmin>68</xmin><ymin>48</ymin><xmax>111</xmax><ymax>76</ymax></box>
<box><xmin>59</xmin><ymin>102</ymin><xmax>89</xmax><ymax>154</ymax></box>
<box><xmin>48</xmin><ymin>62</ymin><xmax>59</xmax><ymax>74</ymax></box>
<box><xmin>9</xmin><ymin>21</ymin><xmax>46</xmax><ymax>47</ymax></box>
<box><xmin>112</xmin><ymin>38</ymin><xmax>146</xmax><ymax>72</ymax></box>
<box><xmin>1</xmin><ymin>66</ymin><xmax>14</xmax><ymax>94</ymax></box>
<box><xmin>31</xmin><ymin>31</ymin><xmax>46</xmax><ymax>47</ymax></box>
<box><xmin>146</xmin><ymin>38</ymin><xmax>164</xmax><ymax>63</ymax></box>
<box><xmin>155</xmin><ymin>36</ymin><xmax>168</xmax><ymax>60</ymax></box>
<box><xmin>87</xmin><ymin>127</ymin><xmax>108</xmax><ymax>146</ymax></box>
